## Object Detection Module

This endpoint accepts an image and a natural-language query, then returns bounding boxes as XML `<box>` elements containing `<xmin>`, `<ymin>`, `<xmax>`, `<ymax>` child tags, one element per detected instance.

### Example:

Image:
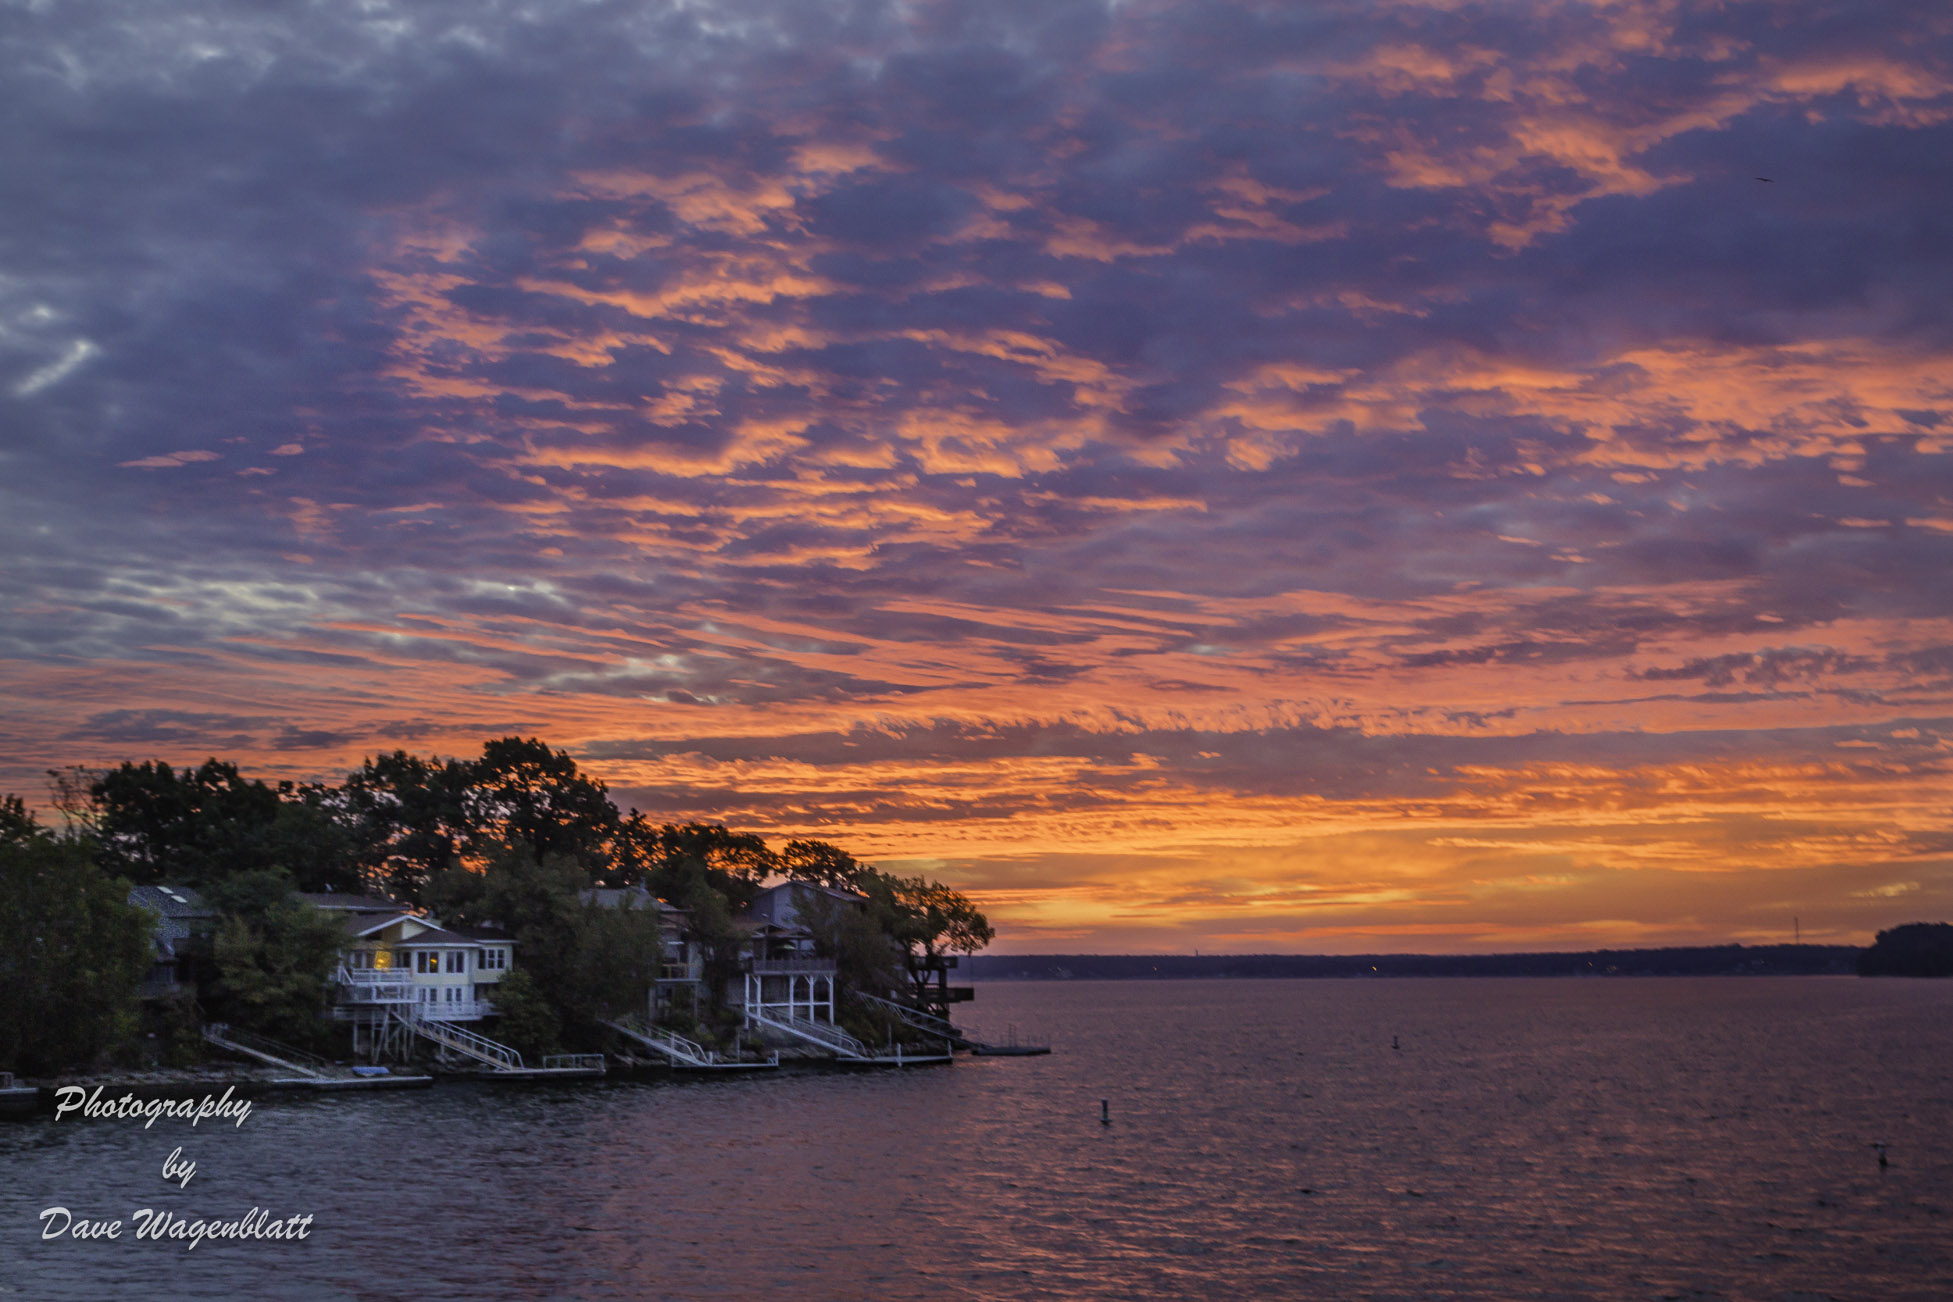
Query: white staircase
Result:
<box><xmin>745</xmin><ymin>1006</ymin><xmax>881</xmax><ymax>1060</ymax></box>
<box><xmin>201</xmin><ymin>1023</ymin><xmax>330</xmax><ymax>1078</ymax></box>
<box><xmin>391</xmin><ymin>1009</ymin><xmax>523</xmax><ymax>1070</ymax></box>
<box><xmin>602</xmin><ymin>1017</ymin><xmax>776</xmax><ymax>1070</ymax></box>
<box><xmin>855</xmin><ymin>994</ymin><xmax>964</xmax><ymax>1044</ymax></box>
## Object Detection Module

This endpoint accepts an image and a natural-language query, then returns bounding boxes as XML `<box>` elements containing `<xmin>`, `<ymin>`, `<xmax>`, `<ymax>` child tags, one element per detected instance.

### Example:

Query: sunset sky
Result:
<box><xmin>3</xmin><ymin>0</ymin><xmax>1950</xmax><ymax>953</ymax></box>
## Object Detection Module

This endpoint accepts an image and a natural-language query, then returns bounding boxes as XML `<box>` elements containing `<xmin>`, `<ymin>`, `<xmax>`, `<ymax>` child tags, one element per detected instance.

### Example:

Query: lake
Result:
<box><xmin>4</xmin><ymin>977</ymin><xmax>1950</xmax><ymax>1300</ymax></box>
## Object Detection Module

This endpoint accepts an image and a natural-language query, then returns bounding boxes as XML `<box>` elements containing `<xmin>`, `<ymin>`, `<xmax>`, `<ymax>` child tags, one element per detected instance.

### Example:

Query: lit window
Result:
<box><xmin>416</xmin><ymin>951</ymin><xmax>438</xmax><ymax>973</ymax></box>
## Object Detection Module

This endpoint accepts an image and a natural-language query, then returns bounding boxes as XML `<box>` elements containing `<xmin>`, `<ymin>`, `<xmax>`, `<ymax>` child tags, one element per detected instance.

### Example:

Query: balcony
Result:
<box><xmin>334</xmin><ymin>968</ymin><xmax>416</xmax><ymax>1002</ymax></box>
<box><xmin>751</xmin><ymin>957</ymin><xmax>836</xmax><ymax>975</ymax></box>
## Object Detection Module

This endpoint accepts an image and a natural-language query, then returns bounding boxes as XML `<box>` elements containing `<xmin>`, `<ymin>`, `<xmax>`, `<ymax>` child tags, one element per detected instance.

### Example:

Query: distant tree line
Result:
<box><xmin>970</xmin><ymin>945</ymin><xmax>1869</xmax><ymax>981</ymax></box>
<box><xmin>2</xmin><ymin>739</ymin><xmax>993</xmax><ymax>1072</ymax></box>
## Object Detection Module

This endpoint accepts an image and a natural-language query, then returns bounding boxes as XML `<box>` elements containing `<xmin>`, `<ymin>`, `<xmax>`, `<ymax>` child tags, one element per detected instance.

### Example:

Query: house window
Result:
<box><xmin>447</xmin><ymin>987</ymin><xmax>462</xmax><ymax>1003</ymax></box>
<box><xmin>415</xmin><ymin>951</ymin><xmax>438</xmax><ymax>973</ymax></box>
<box><xmin>445</xmin><ymin>951</ymin><xmax>465</xmax><ymax>974</ymax></box>
<box><xmin>349</xmin><ymin>950</ymin><xmax>371</xmax><ymax>969</ymax></box>
<box><xmin>480</xmin><ymin>948</ymin><xmax>506</xmax><ymax>971</ymax></box>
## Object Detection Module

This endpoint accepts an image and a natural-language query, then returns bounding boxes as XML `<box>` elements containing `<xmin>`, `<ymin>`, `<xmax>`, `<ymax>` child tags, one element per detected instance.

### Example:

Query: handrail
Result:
<box><xmin>751</xmin><ymin>957</ymin><xmax>837</xmax><ymax>975</ymax></box>
<box><xmin>604</xmin><ymin>1017</ymin><xmax>716</xmax><ymax>1067</ymax></box>
<box><xmin>746</xmin><ymin>1006</ymin><xmax>871</xmax><ymax>1059</ymax></box>
<box><xmin>541</xmin><ymin>1054</ymin><xmax>606</xmax><ymax>1072</ymax></box>
<box><xmin>337</xmin><ymin>965</ymin><xmax>413</xmax><ymax>983</ymax></box>
<box><xmin>854</xmin><ymin>993</ymin><xmax>961</xmax><ymax>1040</ymax></box>
<box><xmin>201</xmin><ymin>1023</ymin><xmax>330</xmax><ymax>1079</ymax></box>
<box><xmin>393</xmin><ymin>1009</ymin><xmax>523</xmax><ymax>1069</ymax></box>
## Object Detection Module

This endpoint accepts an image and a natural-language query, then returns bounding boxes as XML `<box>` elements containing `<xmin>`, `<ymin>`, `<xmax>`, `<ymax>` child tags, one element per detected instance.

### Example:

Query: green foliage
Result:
<box><xmin>562</xmin><ymin>896</ymin><xmax>664</xmax><ymax>1022</ymax></box>
<box><xmin>489</xmin><ymin>968</ymin><xmax>561</xmax><ymax>1059</ymax></box>
<box><xmin>679</xmin><ymin>877</ymin><xmax>747</xmax><ymax>1016</ymax></box>
<box><xmin>147</xmin><ymin>991</ymin><xmax>207</xmax><ymax>1069</ymax></box>
<box><xmin>209</xmin><ymin>881</ymin><xmax>348</xmax><ymax>1045</ymax></box>
<box><xmin>435</xmin><ymin>844</ymin><xmax>662</xmax><ymax>1037</ymax></box>
<box><xmin>799</xmin><ymin>886</ymin><xmax>905</xmax><ymax>1001</ymax></box>
<box><xmin>0</xmin><ymin>834</ymin><xmax>152</xmax><ymax>1075</ymax></box>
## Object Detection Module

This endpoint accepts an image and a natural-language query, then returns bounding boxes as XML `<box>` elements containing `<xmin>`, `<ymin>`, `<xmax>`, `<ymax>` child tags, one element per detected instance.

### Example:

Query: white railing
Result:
<box><xmin>201</xmin><ymin>1023</ymin><xmax>330</xmax><ymax>1078</ymax></box>
<box><xmin>603</xmin><ymin>1018</ymin><xmax>777</xmax><ymax>1070</ymax></box>
<box><xmin>603</xmin><ymin>1017</ymin><xmax>716</xmax><ymax>1067</ymax></box>
<box><xmin>393</xmin><ymin>1009</ymin><xmax>523</xmax><ymax>1070</ymax></box>
<box><xmin>541</xmin><ymin>1054</ymin><xmax>607</xmax><ymax>1073</ymax></box>
<box><xmin>751</xmin><ymin>957</ymin><xmax>836</xmax><ymax>975</ymax></box>
<box><xmin>746</xmin><ymin>1006</ymin><xmax>871</xmax><ymax>1059</ymax></box>
<box><xmin>410</xmin><ymin>1000</ymin><xmax>495</xmax><ymax>1022</ymax></box>
<box><xmin>855</xmin><ymin>993</ymin><xmax>962</xmax><ymax>1041</ymax></box>
<box><xmin>337</xmin><ymin>965</ymin><xmax>415</xmax><ymax>984</ymax></box>
<box><xmin>334</xmin><ymin>967</ymin><xmax>417</xmax><ymax>1002</ymax></box>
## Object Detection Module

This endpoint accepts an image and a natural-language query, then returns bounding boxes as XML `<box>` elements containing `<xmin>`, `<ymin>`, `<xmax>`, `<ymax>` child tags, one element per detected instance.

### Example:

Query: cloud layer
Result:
<box><xmin>5</xmin><ymin>0</ymin><xmax>1950</xmax><ymax>949</ymax></box>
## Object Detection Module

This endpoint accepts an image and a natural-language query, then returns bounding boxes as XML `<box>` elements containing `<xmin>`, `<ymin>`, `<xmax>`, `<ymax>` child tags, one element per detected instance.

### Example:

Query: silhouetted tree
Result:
<box><xmin>779</xmin><ymin>838</ymin><xmax>865</xmax><ymax>889</ymax></box>
<box><xmin>340</xmin><ymin>750</ymin><xmax>474</xmax><ymax>902</ymax></box>
<box><xmin>464</xmin><ymin>737</ymin><xmax>619</xmax><ymax>873</ymax></box>
<box><xmin>89</xmin><ymin>759</ymin><xmax>360</xmax><ymax>892</ymax></box>
<box><xmin>1859</xmin><ymin>922</ymin><xmax>1953</xmax><ymax>977</ymax></box>
<box><xmin>615</xmin><ymin>816</ymin><xmax>776</xmax><ymax>909</ymax></box>
<box><xmin>0</xmin><ymin>793</ymin><xmax>41</xmax><ymax>846</ymax></box>
<box><xmin>857</xmin><ymin>870</ymin><xmax>995</xmax><ymax>1006</ymax></box>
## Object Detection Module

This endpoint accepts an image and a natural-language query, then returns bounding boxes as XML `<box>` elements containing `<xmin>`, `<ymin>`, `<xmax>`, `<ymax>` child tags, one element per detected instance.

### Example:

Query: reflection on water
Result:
<box><xmin>3</xmin><ymin>977</ymin><xmax>1950</xmax><ymax>1300</ymax></box>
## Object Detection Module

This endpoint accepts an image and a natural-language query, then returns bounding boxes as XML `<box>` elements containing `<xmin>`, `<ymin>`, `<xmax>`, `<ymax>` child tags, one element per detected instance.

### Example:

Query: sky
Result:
<box><xmin>3</xmin><ymin>0</ymin><xmax>1950</xmax><ymax>953</ymax></box>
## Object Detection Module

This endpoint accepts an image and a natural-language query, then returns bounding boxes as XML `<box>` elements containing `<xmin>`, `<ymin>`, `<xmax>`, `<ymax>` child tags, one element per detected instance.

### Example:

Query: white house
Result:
<box><xmin>300</xmin><ymin>894</ymin><xmax>515</xmax><ymax>1056</ymax></box>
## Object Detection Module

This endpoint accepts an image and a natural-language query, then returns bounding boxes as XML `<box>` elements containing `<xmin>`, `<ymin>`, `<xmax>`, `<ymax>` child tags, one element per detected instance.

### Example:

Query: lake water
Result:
<box><xmin>3</xmin><ymin>977</ymin><xmax>1950</xmax><ymax>1300</ymax></box>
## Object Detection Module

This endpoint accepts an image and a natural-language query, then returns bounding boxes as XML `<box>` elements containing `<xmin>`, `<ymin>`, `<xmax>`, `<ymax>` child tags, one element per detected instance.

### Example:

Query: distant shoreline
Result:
<box><xmin>969</xmin><ymin>944</ymin><xmax>1864</xmax><ymax>980</ymax></box>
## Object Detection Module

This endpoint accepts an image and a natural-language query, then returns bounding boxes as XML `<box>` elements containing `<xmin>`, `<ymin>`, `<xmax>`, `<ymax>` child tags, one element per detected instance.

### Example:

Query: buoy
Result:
<box><xmin>1392</xmin><ymin>1035</ymin><xmax>1400</xmax><ymax>1051</ymax></box>
<box><xmin>1101</xmin><ymin>1099</ymin><xmax>1110</xmax><ymax>1125</ymax></box>
<box><xmin>1873</xmin><ymin>1142</ymin><xmax>1888</xmax><ymax>1170</ymax></box>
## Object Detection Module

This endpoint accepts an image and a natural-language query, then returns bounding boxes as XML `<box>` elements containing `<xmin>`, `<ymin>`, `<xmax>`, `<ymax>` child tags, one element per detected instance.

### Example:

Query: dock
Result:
<box><xmin>1</xmin><ymin>1073</ymin><xmax>39</xmax><ymax>1116</ymax></box>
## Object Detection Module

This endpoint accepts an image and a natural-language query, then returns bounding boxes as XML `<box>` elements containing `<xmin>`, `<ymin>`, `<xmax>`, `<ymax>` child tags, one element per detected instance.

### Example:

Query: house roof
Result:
<box><xmin>129</xmin><ymin>884</ymin><xmax>215</xmax><ymax>918</ymax></box>
<box><xmin>733</xmin><ymin>918</ymin><xmax>802</xmax><ymax>935</ymax></box>
<box><xmin>389</xmin><ymin>924</ymin><xmax>478</xmax><ymax>947</ymax></box>
<box><xmin>756</xmin><ymin>881</ymin><xmax>868</xmax><ymax>904</ymax></box>
<box><xmin>348</xmin><ymin>914</ymin><xmax>514</xmax><ymax>947</ymax></box>
<box><xmin>580</xmin><ymin>886</ymin><xmax>682</xmax><ymax>915</ymax></box>
<box><xmin>350</xmin><ymin>912</ymin><xmax>432</xmax><ymax>939</ymax></box>
<box><xmin>295</xmin><ymin>891</ymin><xmax>407</xmax><ymax>913</ymax></box>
